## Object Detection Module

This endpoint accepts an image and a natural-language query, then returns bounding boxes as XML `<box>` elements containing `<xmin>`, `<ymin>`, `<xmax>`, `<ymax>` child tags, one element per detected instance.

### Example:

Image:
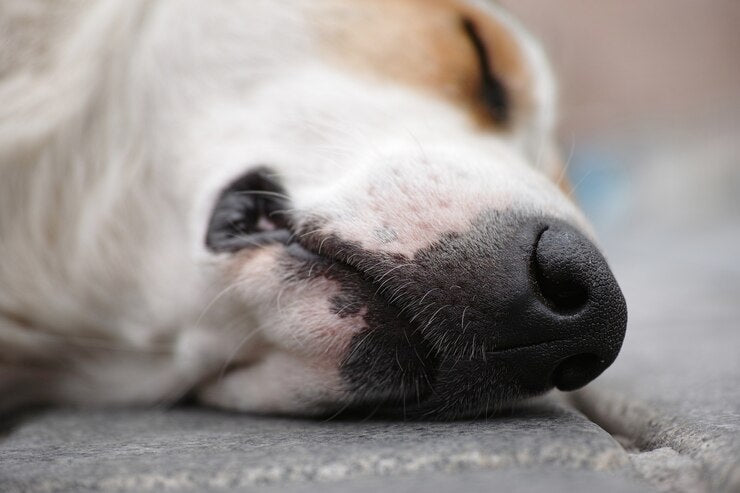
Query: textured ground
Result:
<box><xmin>0</xmin><ymin>402</ymin><xmax>648</xmax><ymax>493</ymax></box>
<box><xmin>1</xmin><ymin>132</ymin><xmax>738</xmax><ymax>492</ymax></box>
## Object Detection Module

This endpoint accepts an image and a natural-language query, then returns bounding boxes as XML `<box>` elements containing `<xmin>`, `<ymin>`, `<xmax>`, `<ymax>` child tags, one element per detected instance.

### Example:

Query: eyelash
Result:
<box><xmin>461</xmin><ymin>17</ymin><xmax>509</xmax><ymax>124</ymax></box>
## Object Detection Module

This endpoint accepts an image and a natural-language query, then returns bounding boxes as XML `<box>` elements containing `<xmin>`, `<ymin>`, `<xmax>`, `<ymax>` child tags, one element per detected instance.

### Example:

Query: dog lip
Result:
<box><xmin>291</xmin><ymin>225</ymin><xmax>402</xmax><ymax>285</ymax></box>
<box><xmin>287</xmin><ymin>228</ymin><xmax>411</xmax><ymax>313</ymax></box>
<box><xmin>284</xmin><ymin>238</ymin><xmax>324</xmax><ymax>262</ymax></box>
<box><xmin>343</xmin><ymin>338</ymin><xmax>575</xmax><ymax>419</ymax></box>
<box><xmin>289</xmin><ymin>229</ymin><xmax>440</xmax><ymax>408</ymax></box>
<box><xmin>289</xmin><ymin>227</ymin><xmax>378</xmax><ymax>281</ymax></box>
<box><xmin>486</xmin><ymin>337</ymin><xmax>568</xmax><ymax>354</ymax></box>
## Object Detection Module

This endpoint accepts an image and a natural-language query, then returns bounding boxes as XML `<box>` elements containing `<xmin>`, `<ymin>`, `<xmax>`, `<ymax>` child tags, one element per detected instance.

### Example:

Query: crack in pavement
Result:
<box><xmin>568</xmin><ymin>388</ymin><xmax>740</xmax><ymax>493</ymax></box>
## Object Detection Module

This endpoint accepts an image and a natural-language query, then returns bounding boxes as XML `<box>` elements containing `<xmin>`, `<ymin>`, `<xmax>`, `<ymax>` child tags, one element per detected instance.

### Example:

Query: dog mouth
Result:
<box><xmin>203</xmin><ymin>166</ymin><xmax>415</xmax><ymax>308</ymax></box>
<box><xmin>203</xmin><ymin>176</ymin><xmax>529</xmax><ymax>418</ymax></box>
<box><xmin>198</xmin><ymin>165</ymin><xmax>438</xmax><ymax>407</ymax></box>
<box><xmin>277</xmin><ymin>226</ymin><xmax>446</xmax><ymax>414</ymax></box>
<box><xmin>204</xmin><ymin>169</ymin><xmax>624</xmax><ymax>419</ymax></box>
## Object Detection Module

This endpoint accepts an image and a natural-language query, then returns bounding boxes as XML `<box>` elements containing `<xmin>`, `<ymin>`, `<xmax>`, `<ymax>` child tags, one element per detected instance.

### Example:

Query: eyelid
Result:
<box><xmin>461</xmin><ymin>17</ymin><xmax>509</xmax><ymax>124</ymax></box>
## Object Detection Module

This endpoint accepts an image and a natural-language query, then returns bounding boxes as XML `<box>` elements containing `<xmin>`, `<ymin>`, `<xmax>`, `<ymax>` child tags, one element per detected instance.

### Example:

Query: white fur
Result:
<box><xmin>0</xmin><ymin>0</ymin><xmax>587</xmax><ymax>414</ymax></box>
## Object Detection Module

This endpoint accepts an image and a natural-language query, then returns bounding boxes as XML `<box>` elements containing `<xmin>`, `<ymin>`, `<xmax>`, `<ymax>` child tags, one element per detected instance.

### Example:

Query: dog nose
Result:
<box><xmin>337</xmin><ymin>212</ymin><xmax>627</xmax><ymax>415</ymax></box>
<box><xmin>522</xmin><ymin>222</ymin><xmax>627</xmax><ymax>391</ymax></box>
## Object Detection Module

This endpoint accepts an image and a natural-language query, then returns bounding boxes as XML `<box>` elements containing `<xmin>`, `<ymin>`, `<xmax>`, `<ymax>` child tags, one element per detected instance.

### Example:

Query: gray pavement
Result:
<box><xmin>0</xmin><ymin>400</ymin><xmax>646</xmax><ymax>492</ymax></box>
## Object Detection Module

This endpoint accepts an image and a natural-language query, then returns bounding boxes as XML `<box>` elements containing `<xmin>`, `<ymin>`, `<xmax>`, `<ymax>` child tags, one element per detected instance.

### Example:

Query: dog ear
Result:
<box><xmin>205</xmin><ymin>167</ymin><xmax>291</xmax><ymax>253</ymax></box>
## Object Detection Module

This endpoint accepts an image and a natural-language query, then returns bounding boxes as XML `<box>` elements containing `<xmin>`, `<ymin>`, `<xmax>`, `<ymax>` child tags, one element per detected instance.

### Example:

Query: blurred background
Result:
<box><xmin>500</xmin><ymin>0</ymin><xmax>740</xmax><ymax>238</ymax></box>
<box><xmin>496</xmin><ymin>2</ymin><xmax>740</xmax><ymax>451</ymax></box>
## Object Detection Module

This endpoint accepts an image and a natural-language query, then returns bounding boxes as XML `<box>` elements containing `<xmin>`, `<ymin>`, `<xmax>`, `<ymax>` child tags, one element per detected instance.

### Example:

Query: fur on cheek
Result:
<box><xmin>198</xmin><ymin>351</ymin><xmax>348</xmax><ymax>414</ymax></box>
<box><xmin>227</xmin><ymin>246</ymin><xmax>369</xmax><ymax>363</ymax></box>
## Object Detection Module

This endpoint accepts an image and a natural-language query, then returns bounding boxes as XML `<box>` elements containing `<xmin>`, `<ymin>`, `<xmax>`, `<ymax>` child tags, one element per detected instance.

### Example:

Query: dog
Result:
<box><xmin>0</xmin><ymin>0</ymin><xmax>626</xmax><ymax>419</ymax></box>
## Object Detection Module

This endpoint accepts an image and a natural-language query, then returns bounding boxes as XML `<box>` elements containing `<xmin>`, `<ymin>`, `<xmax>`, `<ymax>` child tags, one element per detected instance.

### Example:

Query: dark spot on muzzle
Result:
<box><xmin>280</xmin><ymin>244</ymin><xmax>438</xmax><ymax>409</ymax></box>
<box><xmin>296</xmin><ymin>211</ymin><xmax>627</xmax><ymax>418</ymax></box>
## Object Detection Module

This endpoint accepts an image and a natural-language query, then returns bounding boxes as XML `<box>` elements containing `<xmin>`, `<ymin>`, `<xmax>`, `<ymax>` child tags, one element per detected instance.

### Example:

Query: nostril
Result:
<box><xmin>516</xmin><ymin>221</ymin><xmax>627</xmax><ymax>394</ymax></box>
<box><xmin>531</xmin><ymin>228</ymin><xmax>589</xmax><ymax>313</ymax></box>
<box><xmin>532</xmin><ymin>258</ymin><xmax>588</xmax><ymax>312</ymax></box>
<box><xmin>551</xmin><ymin>353</ymin><xmax>604</xmax><ymax>391</ymax></box>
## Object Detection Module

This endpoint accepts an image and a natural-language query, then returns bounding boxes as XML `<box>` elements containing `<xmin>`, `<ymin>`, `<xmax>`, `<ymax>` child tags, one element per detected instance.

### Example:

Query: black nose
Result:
<box><xmin>338</xmin><ymin>212</ymin><xmax>627</xmax><ymax>416</ymax></box>
<box><xmin>521</xmin><ymin>222</ymin><xmax>627</xmax><ymax>391</ymax></box>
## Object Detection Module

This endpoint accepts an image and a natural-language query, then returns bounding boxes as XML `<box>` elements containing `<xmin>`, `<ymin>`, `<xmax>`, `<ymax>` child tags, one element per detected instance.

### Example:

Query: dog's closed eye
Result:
<box><xmin>205</xmin><ymin>167</ymin><xmax>291</xmax><ymax>253</ymax></box>
<box><xmin>461</xmin><ymin>17</ymin><xmax>509</xmax><ymax>125</ymax></box>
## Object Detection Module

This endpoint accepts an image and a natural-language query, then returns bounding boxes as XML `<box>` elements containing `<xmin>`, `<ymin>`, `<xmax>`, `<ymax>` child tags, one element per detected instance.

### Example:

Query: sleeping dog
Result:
<box><xmin>0</xmin><ymin>0</ymin><xmax>626</xmax><ymax>418</ymax></box>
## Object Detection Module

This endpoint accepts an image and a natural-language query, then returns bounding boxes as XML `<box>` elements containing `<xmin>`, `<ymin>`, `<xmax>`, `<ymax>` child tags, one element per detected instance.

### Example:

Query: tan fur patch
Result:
<box><xmin>310</xmin><ymin>0</ymin><xmax>532</xmax><ymax>129</ymax></box>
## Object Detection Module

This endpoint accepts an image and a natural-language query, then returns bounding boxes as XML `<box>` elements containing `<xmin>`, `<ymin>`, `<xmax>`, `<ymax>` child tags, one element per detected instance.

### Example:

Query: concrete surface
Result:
<box><xmin>0</xmin><ymin>400</ymin><xmax>647</xmax><ymax>492</ymax></box>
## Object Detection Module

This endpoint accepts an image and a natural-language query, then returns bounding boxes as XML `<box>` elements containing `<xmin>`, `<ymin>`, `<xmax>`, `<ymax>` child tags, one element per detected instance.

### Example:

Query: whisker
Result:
<box><xmin>557</xmin><ymin>132</ymin><xmax>577</xmax><ymax>186</ymax></box>
<box><xmin>216</xmin><ymin>318</ymin><xmax>272</xmax><ymax>381</ymax></box>
<box><xmin>408</xmin><ymin>302</ymin><xmax>435</xmax><ymax>325</ymax></box>
<box><xmin>417</xmin><ymin>288</ymin><xmax>440</xmax><ymax>306</ymax></box>
<box><xmin>343</xmin><ymin>328</ymin><xmax>377</xmax><ymax>366</ymax></box>
<box><xmin>321</xmin><ymin>399</ymin><xmax>355</xmax><ymax>422</ymax></box>
<box><xmin>268</xmin><ymin>208</ymin><xmax>300</xmax><ymax>217</ymax></box>
<box><xmin>388</xmin><ymin>281</ymin><xmax>413</xmax><ymax>305</ymax></box>
<box><xmin>419</xmin><ymin>304</ymin><xmax>450</xmax><ymax>334</ymax></box>
<box><xmin>21</xmin><ymin>332</ymin><xmax>173</xmax><ymax>354</ymax></box>
<box><xmin>333</xmin><ymin>300</ymin><xmax>361</xmax><ymax>317</ymax></box>
<box><xmin>233</xmin><ymin>190</ymin><xmax>291</xmax><ymax>201</ymax></box>
<box><xmin>568</xmin><ymin>169</ymin><xmax>594</xmax><ymax>199</ymax></box>
<box><xmin>372</xmin><ymin>264</ymin><xmax>413</xmax><ymax>298</ymax></box>
<box><xmin>193</xmin><ymin>278</ymin><xmax>250</xmax><ymax>331</ymax></box>
<box><xmin>298</xmin><ymin>227</ymin><xmax>326</xmax><ymax>239</ymax></box>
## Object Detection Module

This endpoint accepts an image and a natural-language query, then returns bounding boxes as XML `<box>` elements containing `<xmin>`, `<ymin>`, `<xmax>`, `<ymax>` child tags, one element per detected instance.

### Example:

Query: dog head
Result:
<box><xmin>169</xmin><ymin>0</ymin><xmax>628</xmax><ymax>418</ymax></box>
